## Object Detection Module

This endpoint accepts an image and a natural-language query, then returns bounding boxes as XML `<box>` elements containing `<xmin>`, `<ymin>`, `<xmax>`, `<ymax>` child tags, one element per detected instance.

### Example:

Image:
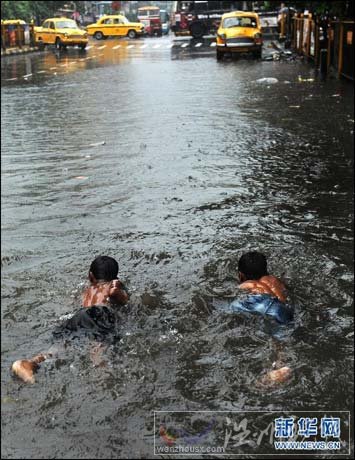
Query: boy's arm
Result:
<box><xmin>108</xmin><ymin>279</ymin><xmax>129</xmax><ymax>305</ymax></box>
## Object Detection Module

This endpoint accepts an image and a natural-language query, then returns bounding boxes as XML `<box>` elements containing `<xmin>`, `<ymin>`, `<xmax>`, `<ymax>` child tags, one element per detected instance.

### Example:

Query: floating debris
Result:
<box><xmin>88</xmin><ymin>141</ymin><xmax>106</xmax><ymax>147</ymax></box>
<box><xmin>298</xmin><ymin>76</ymin><xmax>315</xmax><ymax>82</ymax></box>
<box><xmin>256</xmin><ymin>77</ymin><xmax>278</xmax><ymax>84</ymax></box>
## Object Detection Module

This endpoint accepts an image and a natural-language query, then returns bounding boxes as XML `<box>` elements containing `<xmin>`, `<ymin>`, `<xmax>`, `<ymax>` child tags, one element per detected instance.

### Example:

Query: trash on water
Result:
<box><xmin>256</xmin><ymin>77</ymin><xmax>278</xmax><ymax>84</ymax></box>
<box><xmin>2</xmin><ymin>396</ymin><xmax>19</xmax><ymax>404</ymax></box>
<box><xmin>89</xmin><ymin>141</ymin><xmax>106</xmax><ymax>147</ymax></box>
<box><xmin>298</xmin><ymin>76</ymin><xmax>315</xmax><ymax>82</ymax></box>
<box><xmin>272</xmin><ymin>53</ymin><xmax>280</xmax><ymax>61</ymax></box>
<box><xmin>80</xmin><ymin>141</ymin><xmax>106</xmax><ymax>148</ymax></box>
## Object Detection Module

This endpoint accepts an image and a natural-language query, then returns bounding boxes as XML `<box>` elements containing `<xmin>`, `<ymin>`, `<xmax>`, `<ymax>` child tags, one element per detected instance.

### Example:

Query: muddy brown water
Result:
<box><xmin>1</xmin><ymin>38</ymin><xmax>354</xmax><ymax>458</ymax></box>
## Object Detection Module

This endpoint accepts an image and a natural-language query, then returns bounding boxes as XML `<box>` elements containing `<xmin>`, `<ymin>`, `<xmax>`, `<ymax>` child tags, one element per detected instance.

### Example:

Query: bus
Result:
<box><xmin>171</xmin><ymin>1</ymin><xmax>242</xmax><ymax>38</ymax></box>
<box><xmin>137</xmin><ymin>5</ymin><xmax>162</xmax><ymax>37</ymax></box>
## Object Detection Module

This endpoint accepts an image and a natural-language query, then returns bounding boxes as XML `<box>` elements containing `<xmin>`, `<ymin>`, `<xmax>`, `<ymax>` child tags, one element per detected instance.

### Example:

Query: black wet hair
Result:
<box><xmin>238</xmin><ymin>251</ymin><xmax>268</xmax><ymax>280</ymax></box>
<box><xmin>89</xmin><ymin>255</ymin><xmax>118</xmax><ymax>282</ymax></box>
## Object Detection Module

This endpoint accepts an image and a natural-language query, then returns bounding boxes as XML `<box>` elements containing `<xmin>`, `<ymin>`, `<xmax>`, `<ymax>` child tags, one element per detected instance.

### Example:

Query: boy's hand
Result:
<box><xmin>108</xmin><ymin>279</ymin><xmax>129</xmax><ymax>305</ymax></box>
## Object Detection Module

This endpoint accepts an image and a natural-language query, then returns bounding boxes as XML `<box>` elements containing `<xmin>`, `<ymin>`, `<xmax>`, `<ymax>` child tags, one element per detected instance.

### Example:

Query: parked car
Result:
<box><xmin>216</xmin><ymin>11</ymin><xmax>262</xmax><ymax>60</ymax></box>
<box><xmin>34</xmin><ymin>17</ymin><xmax>88</xmax><ymax>50</ymax></box>
<box><xmin>86</xmin><ymin>15</ymin><xmax>144</xmax><ymax>40</ymax></box>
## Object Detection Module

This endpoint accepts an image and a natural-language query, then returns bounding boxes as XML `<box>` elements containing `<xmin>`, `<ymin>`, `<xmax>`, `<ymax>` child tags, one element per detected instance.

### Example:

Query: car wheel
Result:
<box><xmin>190</xmin><ymin>21</ymin><xmax>205</xmax><ymax>39</ymax></box>
<box><xmin>55</xmin><ymin>37</ymin><xmax>62</xmax><ymax>50</ymax></box>
<box><xmin>37</xmin><ymin>40</ymin><xmax>45</xmax><ymax>50</ymax></box>
<box><xmin>94</xmin><ymin>31</ymin><xmax>104</xmax><ymax>40</ymax></box>
<box><xmin>216</xmin><ymin>49</ymin><xmax>224</xmax><ymax>61</ymax></box>
<box><xmin>127</xmin><ymin>30</ymin><xmax>136</xmax><ymax>39</ymax></box>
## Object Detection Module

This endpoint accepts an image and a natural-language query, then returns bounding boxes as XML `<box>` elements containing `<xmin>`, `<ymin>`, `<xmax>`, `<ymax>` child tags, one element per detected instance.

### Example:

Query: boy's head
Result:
<box><xmin>89</xmin><ymin>256</ymin><xmax>119</xmax><ymax>284</ymax></box>
<box><xmin>238</xmin><ymin>251</ymin><xmax>268</xmax><ymax>282</ymax></box>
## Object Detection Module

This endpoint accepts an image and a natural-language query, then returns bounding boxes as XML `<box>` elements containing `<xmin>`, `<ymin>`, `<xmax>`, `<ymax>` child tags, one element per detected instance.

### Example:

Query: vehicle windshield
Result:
<box><xmin>138</xmin><ymin>8</ymin><xmax>160</xmax><ymax>17</ymax></box>
<box><xmin>160</xmin><ymin>11</ymin><xmax>169</xmax><ymax>22</ymax></box>
<box><xmin>55</xmin><ymin>20</ymin><xmax>79</xmax><ymax>29</ymax></box>
<box><xmin>223</xmin><ymin>16</ymin><xmax>257</xmax><ymax>28</ymax></box>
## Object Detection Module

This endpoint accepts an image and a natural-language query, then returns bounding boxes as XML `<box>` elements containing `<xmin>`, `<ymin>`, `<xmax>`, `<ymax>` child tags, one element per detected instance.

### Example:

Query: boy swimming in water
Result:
<box><xmin>12</xmin><ymin>255</ymin><xmax>128</xmax><ymax>384</ymax></box>
<box><xmin>231</xmin><ymin>251</ymin><xmax>293</xmax><ymax>384</ymax></box>
<box><xmin>231</xmin><ymin>251</ymin><xmax>293</xmax><ymax>324</ymax></box>
<box><xmin>82</xmin><ymin>255</ymin><xmax>129</xmax><ymax>307</ymax></box>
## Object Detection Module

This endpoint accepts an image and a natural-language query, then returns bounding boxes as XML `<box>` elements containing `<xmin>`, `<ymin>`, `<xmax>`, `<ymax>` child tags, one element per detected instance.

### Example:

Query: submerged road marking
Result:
<box><xmin>140</xmin><ymin>44</ymin><xmax>147</xmax><ymax>49</ymax></box>
<box><xmin>23</xmin><ymin>73</ymin><xmax>33</xmax><ymax>78</ymax></box>
<box><xmin>112</xmin><ymin>44</ymin><xmax>121</xmax><ymax>49</ymax></box>
<box><xmin>126</xmin><ymin>44</ymin><xmax>134</xmax><ymax>48</ymax></box>
<box><xmin>49</xmin><ymin>67</ymin><xmax>57</xmax><ymax>70</ymax></box>
<box><xmin>6</xmin><ymin>77</ymin><xmax>18</xmax><ymax>81</ymax></box>
<box><xmin>195</xmin><ymin>43</ymin><xmax>202</xmax><ymax>47</ymax></box>
<box><xmin>36</xmin><ymin>70</ymin><xmax>46</xmax><ymax>73</ymax></box>
<box><xmin>181</xmin><ymin>43</ymin><xmax>189</xmax><ymax>48</ymax></box>
<box><xmin>166</xmin><ymin>43</ymin><xmax>174</xmax><ymax>48</ymax></box>
<box><xmin>153</xmin><ymin>44</ymin><xmax>161</xmax><ymax>48</ymax></box>
<box><xmin>97</xmin><ymin>45</ymin><xmax>106</xmax><ymax>49</ymax></box>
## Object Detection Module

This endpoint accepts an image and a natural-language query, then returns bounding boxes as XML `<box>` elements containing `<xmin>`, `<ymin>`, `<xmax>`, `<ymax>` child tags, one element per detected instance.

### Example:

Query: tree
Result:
<box><xmin>1</xmin><ymin>1</ymin><xmax>85</xmax><ymax>23</ymax></box>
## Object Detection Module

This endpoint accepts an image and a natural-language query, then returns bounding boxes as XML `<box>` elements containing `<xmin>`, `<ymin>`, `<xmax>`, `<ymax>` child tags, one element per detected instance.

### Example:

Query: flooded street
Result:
<box><xmin>1</xmin><ymin>36</ymin><xmax>354</xmax><ymax>458</ymax></box>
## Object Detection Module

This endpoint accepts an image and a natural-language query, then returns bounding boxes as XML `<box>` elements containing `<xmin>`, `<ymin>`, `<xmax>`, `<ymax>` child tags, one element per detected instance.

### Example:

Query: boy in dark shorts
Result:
<box><xmin>230</xmin><ymin>251</ymin><xmax>293</xmax><ymax>384</ymax></box>
<box><xmin>12</xmin><ymin>256</ymin><xmax>128</xmax><ymax>384</ymax></box>
<box><xmin>230</xmin><ymin>251</ymin><xmax>293</xmax><ymax>325</ymax></box>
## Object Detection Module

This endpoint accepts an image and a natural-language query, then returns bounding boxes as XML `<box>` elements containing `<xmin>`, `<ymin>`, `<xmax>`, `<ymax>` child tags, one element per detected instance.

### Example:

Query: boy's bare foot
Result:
<box><xmin>261</xmin><ymin>366</ymin><xmax>292</xmax><ymax>385</ymax></box>
<box><xmin>12</xmin><ymin>360</ymin><xmax>38</xmax><ymax>384</ymax></box>
<box><xmin>11</xmin><ymin>353</ymin><xmax>49</xmax><ymax>384</ymax></box>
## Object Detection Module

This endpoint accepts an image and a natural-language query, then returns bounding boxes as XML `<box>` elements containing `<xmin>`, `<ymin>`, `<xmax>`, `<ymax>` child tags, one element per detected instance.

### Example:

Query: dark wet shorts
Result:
<box><xmin>229</xmin><ymin>294</ymin><xmax>294</xmax><ymax>325</ymax></box>
<box><xmin>53</xmin><ymin>305</ymin><xmax>120</xmax><ymax>342</ymax></box>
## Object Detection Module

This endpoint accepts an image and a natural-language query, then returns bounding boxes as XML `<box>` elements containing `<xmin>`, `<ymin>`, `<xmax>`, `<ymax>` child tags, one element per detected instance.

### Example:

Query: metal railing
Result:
<box><xmin>291</xmin><ymin>14</ymin><xmax>354</xmax><ymax>80</ymax></box>
<box><xmin>291</xmin><ymin>15</ymin><xmax>321</xmax><ymax>65</ymax></box>
<box><xmin>327</xmin><ymin>20</ymin><xmax>354</xmax><ymax>80</ymax></box>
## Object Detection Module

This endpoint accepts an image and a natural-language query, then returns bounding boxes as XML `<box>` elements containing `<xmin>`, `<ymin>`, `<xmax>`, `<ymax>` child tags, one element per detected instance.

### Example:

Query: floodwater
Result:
<box><xmin>1</xmin><ymin>37</ymin><xmax>354</xmax><ymax>458</ymax></box>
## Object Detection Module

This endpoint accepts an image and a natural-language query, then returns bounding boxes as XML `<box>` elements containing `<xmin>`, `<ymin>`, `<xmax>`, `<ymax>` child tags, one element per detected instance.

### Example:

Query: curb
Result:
<box><xmin>1</xmin><ymin>46</ymin><xmax>40</xmax><ymax>57</ymax></box>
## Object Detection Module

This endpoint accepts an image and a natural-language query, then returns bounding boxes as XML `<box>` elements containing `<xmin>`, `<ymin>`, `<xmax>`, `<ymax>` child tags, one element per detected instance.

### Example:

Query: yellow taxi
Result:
<box><xmin>34</xmin><ymin>17</ymin><xmax>88</xmax><ymax>50</ymax></box>
<box><xmin>216</xmin><ymin>11</ymin><xmax>262</xmax><ymax>60</ymax></box>
<box><xmin>86</xmin><ymin>15</ymin><xmax>144</xmax><ymax>40</ymax></box>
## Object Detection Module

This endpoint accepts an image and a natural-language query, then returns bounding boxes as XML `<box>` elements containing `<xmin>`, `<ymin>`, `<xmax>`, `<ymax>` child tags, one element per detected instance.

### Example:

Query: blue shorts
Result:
<box><xmin>229</xmin><ymin>294</ymin><xmax>294</xmax><ymax>325</ymax></box>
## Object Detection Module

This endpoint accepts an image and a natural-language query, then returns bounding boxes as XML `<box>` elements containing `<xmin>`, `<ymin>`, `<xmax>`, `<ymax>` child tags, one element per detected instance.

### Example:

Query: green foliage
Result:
<box><xmin>1</xmin><ymin>1</ymin><xmax>85</xmax><ymax>23</ymax></box>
